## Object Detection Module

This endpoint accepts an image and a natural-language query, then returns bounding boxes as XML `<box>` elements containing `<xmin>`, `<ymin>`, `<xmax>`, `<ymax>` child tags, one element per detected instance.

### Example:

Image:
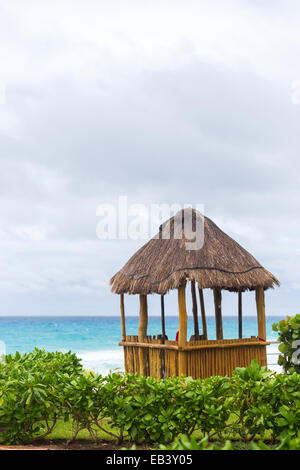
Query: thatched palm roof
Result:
<box><xmin>110</xmin><ymin>208</ymin><xmax>279</xmax><ymax>295</ymax></box>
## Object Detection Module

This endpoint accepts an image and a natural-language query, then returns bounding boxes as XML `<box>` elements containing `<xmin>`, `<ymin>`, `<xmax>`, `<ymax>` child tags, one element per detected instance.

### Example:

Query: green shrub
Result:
<box><xmin>161</xmin><ymin>434</ymin><xmax>300</xmax><ymax>450</ymax></box>
<box><xmin>232</xmin><ymin>360</ymin><xmax>300</xmax><ymax>441</ymax></box>
<box><xmin>160</xmin><ymin>435</ymin><xmax>233</xmax><ymax>450</ymax></box>
<box><xmin>273</xmin><ymin>314</ymin><xmax>300</xmax><ymax>374</ymax></box>
<box><xmin>0</xmin><ymin>349</ymin><xmax>82</xmax><ymax>443</ymax></box>
<box><xmin>101</xmin><ymin>373</ymin><xmax>232</xmax><ymax>443</ymax></box>
<box><xmin>0</xmin><ymin>350</ymin><xmax>300</xmax><ymax>446</ymax></box>
<box><xmin>101</xmin><ymin>373</ymin><xmax>178</xmax><ymax>443</ymax></box>
<box><xmin>250</xmin><ymin>435</ymin><xmax>300</xmax><ymax>450</ymax></box>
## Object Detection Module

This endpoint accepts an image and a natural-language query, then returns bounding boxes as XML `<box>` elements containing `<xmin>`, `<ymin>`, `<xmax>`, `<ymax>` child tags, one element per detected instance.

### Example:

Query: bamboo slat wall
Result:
<box><xmin>121</xmin><ymin>336</ymin><xmax>268</xmax><ymax>379</ymax></box>
<box><xmin>184</xmin><ymin>337</ymin><xmax>267</xmax><ymax>379</ymax></box>
<box><xmin>164</xmin><ymin>340</ymin><xmax>178</xmax><ymax>377</ymax></box>
<box><xmin>123</xmin><ymin>335</ymin><xmax>140</xmax><ymax>374</ymax></box>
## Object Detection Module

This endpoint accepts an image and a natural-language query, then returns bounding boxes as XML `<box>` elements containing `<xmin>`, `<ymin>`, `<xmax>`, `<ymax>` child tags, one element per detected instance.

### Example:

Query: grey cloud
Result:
<box><xmin>0</xmin><ymin>1</ymin><xmax>299</xmax><ymax>315</ymax></box>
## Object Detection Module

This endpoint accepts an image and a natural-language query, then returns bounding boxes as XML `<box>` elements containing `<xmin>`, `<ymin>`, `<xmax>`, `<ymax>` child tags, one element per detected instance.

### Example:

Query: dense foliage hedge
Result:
<box><xmin>161</xmin><ymin>435</ymin><xmax>300</xmax><ymax>450</ymax></box>
<box><xmin>273</xmin><ymin>314</ymin><xmax>300</xmax><ymax>374</ymax></box>
<box><xmin>0</xmin><ymin>349</ymin><xmax>300</xmax><ymax>445</ymax></box>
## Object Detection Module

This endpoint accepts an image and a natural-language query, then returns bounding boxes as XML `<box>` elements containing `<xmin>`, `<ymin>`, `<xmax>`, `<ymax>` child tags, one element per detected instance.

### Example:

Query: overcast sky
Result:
<box><xmin>0</xmin><ymin>0</ymin><xmax>299</xmax><ymax>317</ymax></box>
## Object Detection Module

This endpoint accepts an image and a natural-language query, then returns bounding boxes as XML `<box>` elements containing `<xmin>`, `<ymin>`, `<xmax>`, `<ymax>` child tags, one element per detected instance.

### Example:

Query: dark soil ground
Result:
<box><xmin>0</xmin><ymin>439</ymin><xmax>150</xmax><ymax>451</ymax></box>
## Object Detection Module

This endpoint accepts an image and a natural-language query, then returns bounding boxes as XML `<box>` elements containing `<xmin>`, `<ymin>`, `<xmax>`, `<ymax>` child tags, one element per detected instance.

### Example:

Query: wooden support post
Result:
<box><xmin>160</xmin><ymin>295</ymin><xmax>166</xmax><ymax>343</ymax></box>
<box><xmin>160</xmin><ymin>294</ymin><xmax>166</xmax><ymax>378</ymax></box>
<box><xmin>213</xmin><ymin>288</ymin><xmax>223</xmax><ymax>340</ymax></box>
<box><xmin>178</xmin><ymin>283</ymin><xmax>187</xmax><ymax>376</ymax></box>
<box><xmin>238</xmin><ymin>291</ymin><xmax>242</xmax><ymax>339</ymax></box>
<box><xmin>198</xmin><ymin>286</ymin><xmax>208</xmax><ymax>340</ymax></box>
<box><xmin>256</xmin><ymin>287</ymin><xmax>266</xmax><ymax>340</ymax></box>
<box><xmin>138</xmin><ymin>294</ymin><xmax>148</xmax><ymax>375</ymax></box>
<box><xmin>120</xmin><ymin>294</ymin><xmax>126</xmax><ymax>341</ymax></box>
<box><xmin>191</xmin><ymin>280</ymin><xmax>200</xmax><ymax>337</ymax></box>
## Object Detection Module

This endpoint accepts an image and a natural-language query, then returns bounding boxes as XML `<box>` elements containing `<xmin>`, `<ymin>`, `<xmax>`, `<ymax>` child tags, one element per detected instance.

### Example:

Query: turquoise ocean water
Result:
<box><xmin>0</xmin><ymin>316</ymin><xmax>281</xmax><ymax>374</ymax></box>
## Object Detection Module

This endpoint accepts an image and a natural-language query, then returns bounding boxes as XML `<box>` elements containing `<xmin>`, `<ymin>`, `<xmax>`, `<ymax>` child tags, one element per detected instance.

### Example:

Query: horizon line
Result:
<box><xmin>0</xmin><ymin>314</ymin><xmax>284</xmax><ymax>318</ymax></box>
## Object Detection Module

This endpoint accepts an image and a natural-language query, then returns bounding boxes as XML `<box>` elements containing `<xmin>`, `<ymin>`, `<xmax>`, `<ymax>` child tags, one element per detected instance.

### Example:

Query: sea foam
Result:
<box><xmin>78</xmin><ymin>349</ymin><xmax>124</xmax><ymax>376</ymax></box>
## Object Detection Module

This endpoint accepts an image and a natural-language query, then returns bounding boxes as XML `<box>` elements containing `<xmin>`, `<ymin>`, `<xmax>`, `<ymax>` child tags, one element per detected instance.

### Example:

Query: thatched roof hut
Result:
<box><xmin>111</xmin><ymin>208</ymin><xmax>279</xmax><ymax>379</ymax></box>
<box><xmin>111</xmin><ymin>208</ymin><xmax>279</xmax><ymax>295</ymax></box>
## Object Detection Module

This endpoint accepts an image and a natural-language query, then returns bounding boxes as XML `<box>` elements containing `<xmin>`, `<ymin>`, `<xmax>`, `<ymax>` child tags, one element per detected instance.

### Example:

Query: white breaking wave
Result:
<box><xmin>78</xmin><ymin>349</ymin><xmax>124</xmax><ymax>376</ymax></box>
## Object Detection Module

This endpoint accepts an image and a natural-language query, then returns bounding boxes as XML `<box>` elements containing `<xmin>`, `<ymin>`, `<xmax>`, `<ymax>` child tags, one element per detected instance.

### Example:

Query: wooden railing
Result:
<box><xmin>119</xmin><ymin>335</ymin><xmax>269</xmax><ymax>379</ymax></box>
